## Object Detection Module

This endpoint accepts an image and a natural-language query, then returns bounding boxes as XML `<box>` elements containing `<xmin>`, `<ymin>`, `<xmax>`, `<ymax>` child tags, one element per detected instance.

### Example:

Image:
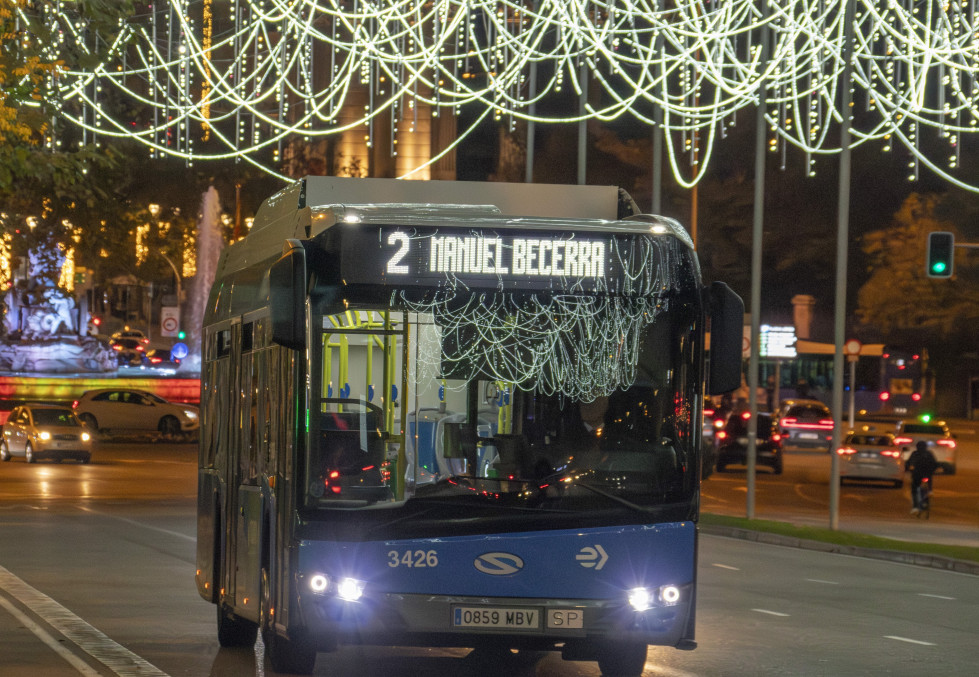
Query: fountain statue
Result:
<box><xmin>0</xmin><ymin>245</ymin><xmax>116</xmax><ymax>374</ymax></box>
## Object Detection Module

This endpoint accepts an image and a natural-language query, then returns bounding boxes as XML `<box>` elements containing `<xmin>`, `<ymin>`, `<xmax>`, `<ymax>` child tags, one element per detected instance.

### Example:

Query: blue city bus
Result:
<box><xmin>195</xmin><ymin>177</ymin><xmax>743</xmax><ymax>675</ymax></box>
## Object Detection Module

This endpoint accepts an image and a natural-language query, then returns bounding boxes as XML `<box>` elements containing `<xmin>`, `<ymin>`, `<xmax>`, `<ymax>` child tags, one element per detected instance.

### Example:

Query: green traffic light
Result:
<box><xmin>919</xmin><ymin>413</ymin><xmax>932</xmax><ymax>423</ymax></box>
<box><xmin>930</xmin><ymin>261</ymin><xmax>947</xmax><ymax>274</ymax></box>
<box><xmin>177</xmin><ymin>330</ymin><xmax>186</xmax><ymax>340</ymax></box>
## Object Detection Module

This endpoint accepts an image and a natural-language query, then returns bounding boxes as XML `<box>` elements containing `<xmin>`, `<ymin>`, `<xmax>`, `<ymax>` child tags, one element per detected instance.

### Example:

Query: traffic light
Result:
<box><xmin>926</xmin><ymin>231</ymin><xmax>954</xmax><ymax>278</ymax></box>
<box><xmin>177</xmin><ymin>330</ymin><xmax>186</xmax><ymax>340</ymax></box>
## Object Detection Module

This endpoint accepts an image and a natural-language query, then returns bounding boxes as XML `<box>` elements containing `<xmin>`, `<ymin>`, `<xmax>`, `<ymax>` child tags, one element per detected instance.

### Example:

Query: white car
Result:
<box><xmin>894</xmin><ymin>420</ymin><xmax>956</xmax><ymax>474</ymax></box>
<box><xmin>72</xmin><ymin>389</ymin><xmax>199</xmax><ymax>436</ymax></box>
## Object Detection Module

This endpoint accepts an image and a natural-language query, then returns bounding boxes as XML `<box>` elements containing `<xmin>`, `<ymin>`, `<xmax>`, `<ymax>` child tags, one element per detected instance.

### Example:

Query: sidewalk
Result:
<box><xmin>701</xmin><ymin>515</ymin><xmax>979</xmax><ymax>576</ymax></box>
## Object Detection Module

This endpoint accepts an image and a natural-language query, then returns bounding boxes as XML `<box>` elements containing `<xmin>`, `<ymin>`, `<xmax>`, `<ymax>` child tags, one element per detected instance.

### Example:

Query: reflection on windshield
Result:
<box><xmin>307</xmin><ymin>306</ymin><xmax>697</xmax><ymax>514</ymax></box>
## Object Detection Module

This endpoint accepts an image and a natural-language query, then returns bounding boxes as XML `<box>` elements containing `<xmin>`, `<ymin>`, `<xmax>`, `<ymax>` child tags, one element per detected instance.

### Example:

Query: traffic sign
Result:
<box><xmin>160</xmin><ymin>306</ymin><xmax>180</xmax><ymax>337</ymax></box>
<box><xmin>171</xmin><ymin>342</ymin><xmax>189</xmax><ymax>360</ymax></box>
<box><xmin>844</xmin><ymin>338</ymin><xmax>862</xmax><ymax>356</ymax></box>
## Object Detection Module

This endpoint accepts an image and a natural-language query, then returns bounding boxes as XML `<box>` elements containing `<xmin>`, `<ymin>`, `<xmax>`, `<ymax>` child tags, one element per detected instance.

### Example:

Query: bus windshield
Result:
<box><xmin>304</xmin><ymin>294</ymin><xmax>701</xmax><ymax>524</ymax></box>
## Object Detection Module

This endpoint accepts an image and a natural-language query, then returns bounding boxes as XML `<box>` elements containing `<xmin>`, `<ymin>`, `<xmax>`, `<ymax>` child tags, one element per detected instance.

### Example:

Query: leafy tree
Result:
<box><xmin>855</xmin><ymin>192</ymin><xmax>979</xmax><ymax>343</ymax></box>
<box><xmin>1</xmin><ymin>1</ymin><xmax>136</xmax><ymax>292</ymax></box>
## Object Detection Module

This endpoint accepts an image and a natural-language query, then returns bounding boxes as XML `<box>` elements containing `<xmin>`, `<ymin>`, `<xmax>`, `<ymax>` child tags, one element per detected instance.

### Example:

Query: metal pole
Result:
<box><xmin>159</xmin><ymin>253</ymin><xmax>182</xmax><ymax>332</ymax></box>
<box><xmin>745</xmin><ymin>0</ymin><xmax>771</xmax><ymax>520</ymax></box>
<box><xmin>829</xmin><ymin>0</ymin><xmax>858</xmax><ymax>531</ymax></box>
<box><xmin>578</xmin><ymin>60</ymin><xmax>587</xmax><ymax>185</ymax></box>
<box><xmin>848</xmin><ymin>358</ymin><xmax>857</xmax><ymax>428</ymax></box>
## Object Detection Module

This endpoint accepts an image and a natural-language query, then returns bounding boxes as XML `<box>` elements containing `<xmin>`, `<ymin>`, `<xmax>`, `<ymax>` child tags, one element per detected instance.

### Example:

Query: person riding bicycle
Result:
<box><xmin>905</xmin><ymin>440</ymin><xmax>938</xmax><ymax>516</ymax></box>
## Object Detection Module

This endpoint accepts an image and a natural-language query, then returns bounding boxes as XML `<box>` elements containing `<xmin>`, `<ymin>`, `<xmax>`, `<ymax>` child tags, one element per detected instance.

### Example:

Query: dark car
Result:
<box><xmin>110</xmin><ymin>337</ymin><xmax>146</xmax><ymax>366</ymax></box>
<box><xmin>776</xmin><ymin>399</ymin><xmax>834</xmax><ymax>452</ymax></box>
<box><xmin>144</xmin><ymin>348</ymin><xmax>181</xmax><ymax>371</ymax></box>
<box><xmin>715</xmin><ymin>411</ymin><xmax>783</xmax><ymax>474</ymax></box>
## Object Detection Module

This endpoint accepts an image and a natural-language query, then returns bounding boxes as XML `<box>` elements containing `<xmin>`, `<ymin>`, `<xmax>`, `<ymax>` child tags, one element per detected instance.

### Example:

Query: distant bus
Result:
<box><xmin>194</xmin><ymin>177</ymin><xmax>743</xmax><ymax>675</ymax></box>
<box><xmin>758</xmin><ymin>342</ymin><xmax>929</xmax><ymax>416</ymax></box>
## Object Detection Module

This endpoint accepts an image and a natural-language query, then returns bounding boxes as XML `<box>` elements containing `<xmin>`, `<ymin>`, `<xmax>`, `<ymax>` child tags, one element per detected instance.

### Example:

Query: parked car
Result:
<box><xmin>894</xmin><ymin>419</ymin><xmax>956</xmax><ymax>474</ymax></box>
<box><xmin>1</xmin><ymin>403</ymin><xmax>92</xmax><ymax>463</ymax></box>
<box><xmin>72</xmin><ymin>389</ymin><xmax>199</xmax><ymax>436</ymax></box>
<box><xmin>836</xmin><ymin>432</ymin><xmax>904</xmax><ymax>488</ymax></box>
<box><xmin>775</xmin><ymin>399</ymin><xmax>834</xmax><ymax>452</ymax></box>
<box><xmin>715</xmin><ymin>411</ymin><xmax>783</xmax><ymax>474</ymax></box>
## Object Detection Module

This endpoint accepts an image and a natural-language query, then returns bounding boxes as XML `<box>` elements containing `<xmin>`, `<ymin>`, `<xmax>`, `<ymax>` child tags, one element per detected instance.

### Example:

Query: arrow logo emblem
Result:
<box><xmin>575</xmin><ymin>544</ymin><xmax>608</xmax><ymax>570</ymax></box>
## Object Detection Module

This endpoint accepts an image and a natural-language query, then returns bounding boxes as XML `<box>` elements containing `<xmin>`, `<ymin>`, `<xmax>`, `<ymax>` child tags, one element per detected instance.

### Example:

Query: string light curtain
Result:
<box><xmin>27</xmin><ymin>1</ymin><xmax>979</xmax><ymax>190</ymax></box>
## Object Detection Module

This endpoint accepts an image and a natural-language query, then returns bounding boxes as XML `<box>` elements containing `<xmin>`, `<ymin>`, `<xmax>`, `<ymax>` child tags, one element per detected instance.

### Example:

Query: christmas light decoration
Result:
<box><xmin>20</xmin><ymin>1</ymin><xmax>979</xmax><ymax>190</ymax></box>
<box><xmin>399</xmin><ymin>233</ymin><xmax>678</xmax><ymax>401</ymax></box>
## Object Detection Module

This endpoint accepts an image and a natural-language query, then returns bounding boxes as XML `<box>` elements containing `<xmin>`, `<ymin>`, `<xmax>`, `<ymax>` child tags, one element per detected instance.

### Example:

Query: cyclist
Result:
<box><xmin>905</xmin><ymin>440</ymin><xmax>938</xmax><ymax>516</ymax></box>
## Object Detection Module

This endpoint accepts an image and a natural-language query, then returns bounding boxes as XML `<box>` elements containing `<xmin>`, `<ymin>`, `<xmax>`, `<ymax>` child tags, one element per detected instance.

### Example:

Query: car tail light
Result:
<box><xmin>112</xmin><ymin>344</ymin><xmax>123</xmax><ymax>351</ymax></box>
<box><xmin>936</xmin><ymin>439</ymin><xmax>956</xmax><ymax>448</ymax></box>
<box><xmin>781</xmin><ymin>417</ymin><xmax>797</xmax><ymax>425</ymax></box>
<box><xmin>150</xmin><ymin>357</ymin><xmax>162</xmax><ymax>364</ymax></box>
<box><xmin>741</xmin><ymin>411</ymin><xmax>751</xmax><ymax>420</ymax></box>
<box><xmin>836</xmin><ymin>447</ymin><xmax>857</xmax><ymax>455</ymax></box>
<box><xmin>893</xmin><ymin>436</ymin><xmax>912</xmax><ymax>445</ymax></box>
<box><xmin>716</xmin><ymin>431</ymin><xmax>728</xmax><ymax>441</ymax></box>
<box><xmin>136</xmin><ymin>345</ymin><xmax>145</xmax><ymax>352</ymax></box>
<box><xmin>704</xmin><ymin>408</ymin><xmax>715</xmax><ymax>417</ymax></box>
<box><xmin>714</xmin><ymin>419</ymin><xmax>725</xmax><ymax>429</ymax></box>
<box><xmin>911</xmin><ymin>393</ymin><xmax>922</xmax><ymax>402</ymax></box>
<box><xmin>771</xmin><ymin>433</ymin><xmax>781</xmax><ymax>442</ymax></box>
<box><xmin>817</xmin><ymin>419</ymin><xmax>834</xmax><ymax>428</ymax></box>
<box><xmin>879</xmin><ymin>392</ymin><xmax>890</xmax><ymax>401</ymax></box>
<box><xmin>882</xmin><ymin>449</ymin><xmax>901</xmax><ymax>458</ymax></box>
<box><xmin>71</xmin><ymin>400</ymin><xmax>79</xmax><ymax>409</ymax></box>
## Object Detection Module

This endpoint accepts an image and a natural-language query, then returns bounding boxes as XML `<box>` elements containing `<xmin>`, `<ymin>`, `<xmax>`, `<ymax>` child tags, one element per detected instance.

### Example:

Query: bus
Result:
<box><xmin>758</xmin><ymin>342</ymin><xmax>930</xmax><ymax>417</ymax></box>
<box><xmin>195</xmin><ymin>177</ymin><xmax>744</xmax><ymax>676</ymax></box>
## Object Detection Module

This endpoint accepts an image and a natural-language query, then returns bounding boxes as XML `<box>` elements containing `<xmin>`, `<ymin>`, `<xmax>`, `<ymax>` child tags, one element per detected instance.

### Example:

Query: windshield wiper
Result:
<box><xmin>551</xmin><ymin>478</ymin><xmax>653</xmax><ymax>514</ymax></box>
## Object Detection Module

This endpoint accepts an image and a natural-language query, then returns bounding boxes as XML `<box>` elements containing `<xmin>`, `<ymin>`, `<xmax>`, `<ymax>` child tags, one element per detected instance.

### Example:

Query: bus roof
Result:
<box><xmin>251</xmin><ymin>177</ymin><xmax>639</xmax><ymax>237</ymax></box>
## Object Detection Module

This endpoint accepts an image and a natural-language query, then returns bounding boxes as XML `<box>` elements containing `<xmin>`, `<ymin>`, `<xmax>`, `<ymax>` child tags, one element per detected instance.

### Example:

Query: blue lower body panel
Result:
<box><xmin>295</xmin><ymin>522</ymin><xmax>697</xmax><ymax>650</ymax></box>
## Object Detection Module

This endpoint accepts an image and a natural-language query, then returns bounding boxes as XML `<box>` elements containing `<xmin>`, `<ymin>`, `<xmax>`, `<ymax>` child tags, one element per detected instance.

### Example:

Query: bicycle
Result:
<box><xmin>913</xmin><ymin>477</ymin><xmax>931</xmax><ymax>519</ymax></box>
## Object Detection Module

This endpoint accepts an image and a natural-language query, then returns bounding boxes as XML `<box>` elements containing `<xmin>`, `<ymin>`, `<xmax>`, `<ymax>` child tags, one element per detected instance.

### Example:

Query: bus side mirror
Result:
<box><xmin>269</xmin><ymin>240</ymin><xmax>307</xmax><ymax>350</ymax></box>
<box><xmin>707</xmin><ymin>281</ymin><xmax>744</xmax><ymax>395</ymax></box>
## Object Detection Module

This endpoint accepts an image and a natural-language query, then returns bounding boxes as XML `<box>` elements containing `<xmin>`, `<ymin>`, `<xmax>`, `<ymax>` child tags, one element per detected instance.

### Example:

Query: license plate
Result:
<box><xmin>858</xmin><ymin>452</ymin><xmax>878</xmax><ymax>460</ymax></box>
<box><xmin>799</xmin><ymin>432</ymin><xmax>819</xmax><ymax>440</ymax></box>
<box><xmin>452</xmin><ymin>606</ymin><xmax>541</xmax><ymax>629</ymax></box>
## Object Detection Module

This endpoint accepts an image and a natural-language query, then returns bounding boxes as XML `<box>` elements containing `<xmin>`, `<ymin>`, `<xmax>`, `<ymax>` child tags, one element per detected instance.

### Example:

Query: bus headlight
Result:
<box><xmin>658</xmin><ymin>584</ymin><xmax>681</xmax><ymax>606</ymax></box>
<box><xmin>628</xmin><ymin>587</ymin><xmax>653</xmax><ymax>611</ymax></box>
<box><xmin>628</xmin><ymin>585</ymin><xmax>681</xmax><ymax>611</ymax></box>
<box><xmin>81</xmin><ymin>432</ymin><xmax>91</xmax><ymax>442</ymax></box>
<box><xmin>337</xmin><ymin>577</ymin><xmax>365</xmax><ymax>602</ymax></box>
<box><xmin>309</xmin><ymin>574</ymin><xmax>330</xmax><ymax>594</ymax></box>
<box><xmin>307</xmin><ymin>573</ymin><xmax>365</xmax><ymax>602</ymax></box>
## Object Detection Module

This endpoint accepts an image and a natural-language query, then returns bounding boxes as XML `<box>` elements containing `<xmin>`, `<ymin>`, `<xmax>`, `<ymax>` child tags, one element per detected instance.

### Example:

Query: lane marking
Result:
<box><xmin>76</xmin><ymin>506</ymin><xmax>194</xmax><ymax>542</ymax></box>
<box><xmin>917</xmin><ymin>593</ymin><xmax>955</xmax><ymax>600</ymax></box>
<box><xmin>752</xmin><ymin>608</ymin><xmax>790</xmax><ymax>617</ymax></box>
<box><xmin>884</xmin><ymin>635</ymin><xmax>936</xmax><ymax>646</ymax></box>
<box><xmin>712</xmin><ymin>563</ymin><xmax>740</xmax><ymax>570</ymax></box>
<box><xmin>805</xmin><ymin>578</ymin><xmax>839</xmax><ymax>585</ymax></box>
<box><xmin>0</xmin><ymin>565</ymin><xmax>170</xmax><ymax>676</ymax></box>
<box><xmin>0</xmin><ymin>593</ymin><xmax>104</xmax><ymax>677</ymax></box>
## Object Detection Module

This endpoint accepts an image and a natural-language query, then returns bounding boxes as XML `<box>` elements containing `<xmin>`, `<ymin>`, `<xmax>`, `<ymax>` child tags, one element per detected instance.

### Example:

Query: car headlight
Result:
<box><xmin>183</xmin><ymin>409</ymin><xmax>198</xmax><ymax>421</ymax></box>
<box><xmin>81</xmin><ymin>432</ymin><xmax>91</xmax><ymax>442</ymax></box>
<box><xmin>39</xmin><ymin>431</ymin><xmax>51</xmax><ymax>441</ymax></box>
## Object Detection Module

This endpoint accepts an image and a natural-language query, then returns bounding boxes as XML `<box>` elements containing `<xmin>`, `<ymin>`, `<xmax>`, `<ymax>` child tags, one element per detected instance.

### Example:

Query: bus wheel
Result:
<box><xmin>596</xmin><ymin>641</ymin><xmax>647</xmax><ymax>677</ymax></box>
<box><xmin>216</xmin><ymin>604</ymin><xmax>257</xmax><ymax>647</ymax></box>
<box><xmin>261</xmin><ymin>568</ymin><xmax>317</xmax><ymax>675</ymax></box>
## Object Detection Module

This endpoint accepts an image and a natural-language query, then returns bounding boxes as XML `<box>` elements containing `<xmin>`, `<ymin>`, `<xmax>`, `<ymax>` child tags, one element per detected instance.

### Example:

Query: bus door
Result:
<box><xmin>320</xmin><ymin>311</ymin><xmax>408</xmax><ymax>499</ymax></box>
<box><xmin>226</xmin><ymin>319</ymin><xmax>263</xmax><ymax>620</ymax></box>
